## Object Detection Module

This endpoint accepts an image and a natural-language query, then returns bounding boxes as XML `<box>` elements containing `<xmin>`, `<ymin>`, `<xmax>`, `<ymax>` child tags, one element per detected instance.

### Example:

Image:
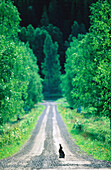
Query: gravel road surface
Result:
<box><xmin>0</xmin><ymin>101</ymin><xmax>111</xmax><ymax>170</ymax></box>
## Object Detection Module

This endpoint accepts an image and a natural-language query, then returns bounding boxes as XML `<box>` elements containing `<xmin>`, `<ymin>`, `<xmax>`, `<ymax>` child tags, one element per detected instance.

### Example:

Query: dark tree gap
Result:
<box><xmin>14</xmin><ymin>0</ymin><xmax>98</xmax><ymax>39</ymax></box>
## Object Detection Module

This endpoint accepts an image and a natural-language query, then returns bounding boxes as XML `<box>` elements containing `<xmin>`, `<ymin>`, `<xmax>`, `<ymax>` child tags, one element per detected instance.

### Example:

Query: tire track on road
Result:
<box><xmin>0</xmin><ymin>102</ymin><xmax>111</xmax><ymax>170</ymax></box>
<box><xmin>0</xmin><ymin>105</ymin><xmax>50</xmax><ymax>169</ymax></box>
<box><xmin>26</xmin><ymin>104</ymin><xmax>61</xmax><ymax>169</ymax></box>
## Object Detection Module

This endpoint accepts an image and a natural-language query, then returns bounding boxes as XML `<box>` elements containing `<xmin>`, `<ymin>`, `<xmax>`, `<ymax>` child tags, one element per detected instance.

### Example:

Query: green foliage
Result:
<box><xmin>63</xmin><ymin>0</ymin><xmax>111</xmax><ymax>120</ymax></box>
<box><xmin>42</xmin><ymin>34</ymin><xmax>61</xmax><ymax>97</ymax></box>
<box><xmin>0</xmin><ymin>36</ymin><xmax>43</xmax><ymax>123</ymax></box>
<box><xmin>19</xmin><ymin>25</ymin><xmax>48</xmax><ymax>76</ymax></box>
<box><xmin>26</xmin><ymin>24</ymin><xmax>35</xmax><ymax>44</ymax></box>
<box><xmin>0</xmin><ymin>1</ymin><xmax>43</xmax><ymax>124</ymax></box>
<box><xmin>79</xmin><ymin>23</ymin><xmax>87</xmax><ymax>34</ymax></box>
<box><xmin>25</xmin><ymin>45</ymin><xmax>43</xmax><ymax>108</ymax></box>
<box><xmin>89</xmin><ymin>0</ymin><xmax>111</xmax><ymax>117</ymax></box>
<box><xmin>65</xmin><ymin>21</ymin><xmax>87</xmax><ymax>49</ymax></box>
<box><xmin>61</xmin><ymin>43</ymin><xmax>76</xmax><ymax>107</ymax></box>
<box><xmin>0</xmin><ymin>38</ymin><xmax>28</xmax><ymax>123</ymax></box>
<box><xmin>0</xmin><ymin>0</ymin><xmax>21</xmax><ymax>37</ymax></box>
<box><xmin>19</xmin><ymin>23</ymin><xmax>65</xmax><ymax>75</ymax></box>
<box><xmin>31</xmin><ymin>28</ymin><xmax>48</xmax><ymax>76</ymax></box>
<box><xmin>71</xmin><ymin>21</ymin><xmax>80</xmax><ymax>38</ymax></box>
<box><xmin>19</xmin><ymin>27</ymin><xmax>27</xmax><ymax>43</ymax></box>
<box><xmin>42</xmin><ymin>24</ymin><xmax>64</xmax><ymax>72</ymax></box>
<box><xmin>19</xmin><ymin>24</ymin><xmax>35</xmax><ymax>45</ymax></box>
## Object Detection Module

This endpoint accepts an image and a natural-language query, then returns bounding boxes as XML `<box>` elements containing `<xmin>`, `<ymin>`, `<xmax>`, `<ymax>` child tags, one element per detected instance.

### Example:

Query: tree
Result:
<box><xmin>0</xmin><ymin>38</ymin><xmax>30</xmax><ymax>123</ymax></box>
<box><xmin>0</xmin><ymin>1</ymin><xmax>43</xmax><ymax>124</ymax></box>
<box><xmin>69</xmin><ymin>21</ymin><xmax>87</xmax><ymax>41</ymax></box>
<box><xmin>42</xmin><ymin>34</ymin><xmax>61</xmax><ymax>98</ymax></box>
<box><xmin>19</xmin><ymin>24</ymin><xmax>65</xmax><ymax>76</ymax></box>
<box><xmin>70</xmin><ymin>34</ymin><xmax>97</xmax><ymax>109</ymax></box>
<box><xmin>0</xmin><ymin>38</ymin><xmax>43</xmax><ymax>123</ymax></box>
<box><xmin>42</xmin><ymin>24</ymin><xmax>64</xmax><ymax>73</ymax></box>
<box><xmin>32</xmin><ymin>28</ymin><xmax>48</xmax><ymax>77</ymax></box>
<box><xmin>19</xmin><ymin>26</ymin><xmax>27</xmax><ymax>43</ymax></box>
<box><xmin>24</xmin><ymin>44</ymin><xmax>43</xmax><ymax>109</ymax></box>
<box><xmin>65</xmin><ymin>21</ymin><xmax>87</xmax><ymax>53</ymax></box>
<box><xmin>70</xmin><ymin>21</ymin><xmax>80</xmax><ymax>38</ymax></box>
<box><xmin>0</xmin><ymin>0</ymin><xmax>21</xmax><ymax>38</ymax></box>
<box><xmin>79</xmin><ymin>23</ymin><xmax>87</xmax><ymax>34</ymax></box>
<box><xmin>26</xmin><ymin>24</ymin><xmax>35</xmax><ymax>44</ymax></box>
<box><xmin>89</xmin><ymin>0</ymin><xmax>111</xmax><ymax>126</ymax></box>
<box><xmin>63</xmin><ymin>0</ymin><xmax>111</xmax><ymax>134</ymax></box>
<box><xmin>0</xmin><ymin>0</ymin><xmax>23</xmax><ymax>123</ymax></box>
<box><xmin>48</xmin><ymin>0</ymin><xmax>58</xmax><ymax>26</ymax></box>
<box><xmin>40</xmin><ymin>5</ymin><xmax>49</xmax><ymax>27</ymax></box>
<box><xmin>63</xmin><ymin>36</ymin><xmax>85</xmax><ymax>108</ymax></box>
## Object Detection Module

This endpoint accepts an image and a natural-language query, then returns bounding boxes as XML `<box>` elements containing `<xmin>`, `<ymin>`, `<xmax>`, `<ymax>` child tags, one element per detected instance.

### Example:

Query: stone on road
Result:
<box><xmin>0</xmin><ymin>101</ymin><xmax>111</xmax><ymax>169</ymax></box>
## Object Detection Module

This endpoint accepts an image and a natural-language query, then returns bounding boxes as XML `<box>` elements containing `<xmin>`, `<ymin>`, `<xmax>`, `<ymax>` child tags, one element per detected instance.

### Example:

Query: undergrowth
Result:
<box><xmin>0</xmin><ymin>104</ymin><xmax>44</xmax><ymax>159</ymax></box>
<box><xmin>57</xmin><ymin>101</ymin><xmax>111</xmax><ymax>162</ymax></box>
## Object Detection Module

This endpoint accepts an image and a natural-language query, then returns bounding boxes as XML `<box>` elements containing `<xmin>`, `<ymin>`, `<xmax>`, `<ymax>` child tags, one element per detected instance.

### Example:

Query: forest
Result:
<box><xmin>14</xmin><ymin>0</ymin><xmax>96</xmax><ymax>36</ymax></box>
<box><xmin>0</xmin><ymin>0</ymin><xmax>111</xmax><ymax>161</ymax></box>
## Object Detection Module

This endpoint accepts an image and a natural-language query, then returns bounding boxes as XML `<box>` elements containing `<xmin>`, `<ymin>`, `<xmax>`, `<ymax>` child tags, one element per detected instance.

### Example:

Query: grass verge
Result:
<box><xmin>0</xmin><ymin>104</ymin><xmax>45</xmax><ymax>159</ymax></box>
<box><xmin>57</xmin><ymin>101</ymin><xmax>111</xmax><ymax>162</ymax></box>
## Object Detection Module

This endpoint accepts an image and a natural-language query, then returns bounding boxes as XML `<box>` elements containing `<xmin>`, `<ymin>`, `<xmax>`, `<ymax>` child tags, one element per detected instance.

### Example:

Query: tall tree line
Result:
<box><xmin>0</xmin><ymin>0</ymin><xmax>43</xmax><ymax>124</ymax></box>
<box><xmin>19</xmin><ymin>24</ymin><xmax>62</xmax><ymax>98</ymax></box>
<box><xmin>62</xmin><ymin>0</ymin><xmax>111</xmax><ymax>128</ymax></box>
<box><xmin>18</xmin><ymin>21</ymin><xmax>86</xmax><ymax>98</ymax></box>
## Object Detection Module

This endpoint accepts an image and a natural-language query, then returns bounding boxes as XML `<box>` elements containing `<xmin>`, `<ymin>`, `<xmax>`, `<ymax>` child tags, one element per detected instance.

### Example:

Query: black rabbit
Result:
<box><xmin>59</xmin><ymin>144</ymin><xmax>65</xmax><ymax>158</ymax></box>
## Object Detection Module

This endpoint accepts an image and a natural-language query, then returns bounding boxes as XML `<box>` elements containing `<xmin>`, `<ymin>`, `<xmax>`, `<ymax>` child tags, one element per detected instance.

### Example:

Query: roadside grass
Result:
<box><xmin>57</xmin><ymin>101</ymin><xmax>111</xmax><ymax>162</ymax></box>
<box><xmin>0</xmin><ymin>104</ymin><xmax>45</xmax><ymax>159</ymax></box>
<box><xmin>55</xmin><ymin>97</ymin><xmax>67</xmax><ymax>103</ymax></box>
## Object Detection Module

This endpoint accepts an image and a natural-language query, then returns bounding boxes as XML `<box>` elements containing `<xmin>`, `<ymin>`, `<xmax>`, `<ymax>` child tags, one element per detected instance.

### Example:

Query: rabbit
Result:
<box><xmin>59</xmin><ymin>144</ymin><xmax>65</xmax><ymax>158</ymax></box>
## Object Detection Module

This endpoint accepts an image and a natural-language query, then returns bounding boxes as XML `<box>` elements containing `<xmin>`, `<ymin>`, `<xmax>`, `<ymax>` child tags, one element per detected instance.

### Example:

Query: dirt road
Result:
<box><xmin>0</xmin><ymin>101</ymin><xmax>111</xmax><ymax>169</ymax></box>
